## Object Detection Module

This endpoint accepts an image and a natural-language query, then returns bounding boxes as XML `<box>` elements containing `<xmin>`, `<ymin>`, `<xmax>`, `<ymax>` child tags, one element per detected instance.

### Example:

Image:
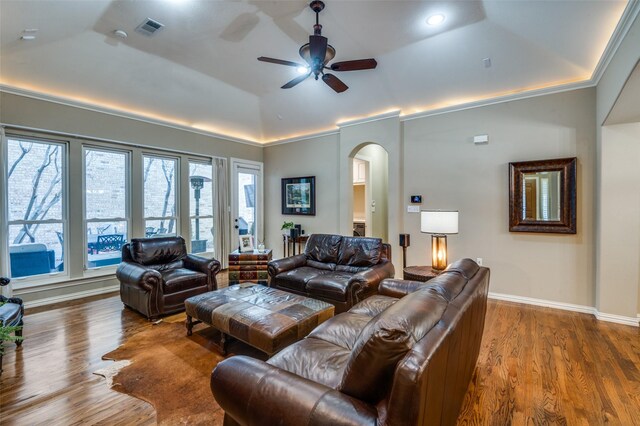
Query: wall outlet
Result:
<box><xmin>476</xmin><ymin>257</ymin><xmax>483</xmax><ymax>266</ymax></box>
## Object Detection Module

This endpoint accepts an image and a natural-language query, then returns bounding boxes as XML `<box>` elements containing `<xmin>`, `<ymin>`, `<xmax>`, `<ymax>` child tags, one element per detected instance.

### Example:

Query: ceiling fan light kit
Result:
<box><xmin>257</xmin><ymin>0</ymin><xmax>377</xmax><ymax>93</ymax></box>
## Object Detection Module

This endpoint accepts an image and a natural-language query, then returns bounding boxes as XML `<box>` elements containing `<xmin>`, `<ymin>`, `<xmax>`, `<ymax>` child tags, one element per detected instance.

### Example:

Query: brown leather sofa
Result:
<box><xmin>211</xmin><ymin>258</ymin><xmax>490</xmax><ymax>426</ymax></box>
<box><xmin>268</xmin><ymin>234</ymin><xmax>394</xmax><ymax>313</ymax></box>
<box><xmin>116</xmin><ymin>236</ymin><xmax>221</xmax><ymax>320</ymax></box>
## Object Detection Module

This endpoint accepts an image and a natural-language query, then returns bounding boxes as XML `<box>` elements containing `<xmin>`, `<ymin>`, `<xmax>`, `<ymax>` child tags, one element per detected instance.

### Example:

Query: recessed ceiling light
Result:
<box><xmin>426</xmin><ymin>14</ymin><xmax>445</xmax><ymax>26</ymax></box>
<box><xmin>297</xmin><ymin>66</ymin><xmax>310</xmax><ymax>75</ymax></box>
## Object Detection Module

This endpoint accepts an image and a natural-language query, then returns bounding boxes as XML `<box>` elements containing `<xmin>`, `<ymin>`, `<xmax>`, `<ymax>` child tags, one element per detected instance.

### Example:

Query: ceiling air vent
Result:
<box><xmin>135</xmin><ymin>18</ymin><xmax>164</xmax><ymax>36</ymax></box>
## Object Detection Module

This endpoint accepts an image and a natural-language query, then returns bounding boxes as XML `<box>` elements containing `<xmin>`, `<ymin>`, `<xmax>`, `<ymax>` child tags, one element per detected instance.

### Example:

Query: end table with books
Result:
<box><xmin>228</xmin><ymin>249</ymin><xmax>272</xmax><ymax>285</ymax></box>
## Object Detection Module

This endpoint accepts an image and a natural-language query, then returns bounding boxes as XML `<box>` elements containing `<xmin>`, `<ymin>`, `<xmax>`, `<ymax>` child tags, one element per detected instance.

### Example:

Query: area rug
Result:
<box><xmin>95</xmin><ymin>315</ymin><xmax>265</xmax><ymax>425</ymax></box>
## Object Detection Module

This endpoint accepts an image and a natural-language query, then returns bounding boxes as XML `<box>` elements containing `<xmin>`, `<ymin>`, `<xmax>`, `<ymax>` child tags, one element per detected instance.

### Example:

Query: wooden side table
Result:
<box><xmin>403</xmin><ymin>266</ymin><xmax>441</xmax><ymax>282</ymax></box>
<box><xmin>228</xmin><ymin>249</ymin><xmax>272</xmax><ymax>285</ymax></box>
<box><xmin>282</xmin><ymin>234</ymin><xmax>309</xmax><ymax>257</ymax></box>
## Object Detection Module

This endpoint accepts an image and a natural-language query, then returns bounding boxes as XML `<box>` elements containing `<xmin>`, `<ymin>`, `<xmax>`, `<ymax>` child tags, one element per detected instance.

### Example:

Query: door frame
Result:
<box><xmin>230</xmin><ymin>158</ymin><xmax>264</xmax><ymax>252</ymax></box>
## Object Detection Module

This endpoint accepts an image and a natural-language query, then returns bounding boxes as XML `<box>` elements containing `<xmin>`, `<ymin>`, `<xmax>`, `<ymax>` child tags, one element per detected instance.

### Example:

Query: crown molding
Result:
<box><xmin>337</xmin><ymin>110</ymin><xmax>401</xmax><ymax>128</ymax></box>
<box><xmin>0</xmin><ymin>85</ymin><xmax>263</xmax><ymax>147</ymax></box>
<box><xmin>400</xmin><ymin>80</ymin><xmax>595</xmax><ymax>122</ymax></box>
<box><xmin>591</xmin><ymin>0</ymin><xmax>640</xmax><ymax>85</ymax></box>
<box><xmin>262</xmin><ymin>128</ymin><xmax>340</xmax><ymax>147</ymax></box>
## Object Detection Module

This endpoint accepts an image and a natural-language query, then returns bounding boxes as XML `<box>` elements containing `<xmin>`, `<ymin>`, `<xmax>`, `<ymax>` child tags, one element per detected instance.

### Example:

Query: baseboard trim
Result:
<box><xmin>488</xmin><ymin>292</ymin><xmax>639</xmax><ymax>327</ymax></box>
<box><xmin>23</xmin><ymin>285</ymin><xmax>119</xmax><ymax>309</ymax></box>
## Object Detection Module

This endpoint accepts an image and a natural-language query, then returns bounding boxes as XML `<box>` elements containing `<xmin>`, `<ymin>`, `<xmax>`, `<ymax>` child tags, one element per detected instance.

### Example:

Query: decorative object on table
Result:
<box><xmin>509</xmin><ymin>157</ymin><xmax>577</xmax><ymax>234</ymax></box>
<box><xmin>289</xmin><ymin>227</ymin><xmax>300</xmax><ymax>240</ymax></box>
<box><xmin>257</xmin><ymin>241</ymin><xmax>266</xmax><ymax>253</ymax></box>
<box><xmin>281</xmin><ymin>176</ymin><xmax>316</xmax><ymax>215</ymax></box>
<box><xmin>403</xmin><ymin>265</ymin><xmax>440</xmax><ymax>282</ymax></box>
<box><xmin>281</xmin><ymin>221</ymin><xmax>295</xmax><ymax>235</ymax></box>
<box><xmin>399</xmin><ymin>233</ymin><xmax>410</xmax><ymax>269</ymax></box>
<box><xmin>228</xmin><ymin>249</ymin><xmax>272</xmax><ymax>285</ymax></box>
<box><xmin>0</xmin><ymin>277</ymin><xmax>24</xmax><ymax>375</ymax></box>
<box><xmin>257</xmin><ymin>1</ymin><xmax>377</xmax><ymax>93</ymax></box>
<box><xmin>421</xmin><ymin>210</ymin><xmax>459</xmax><ymax>271</ymax></box>
<box><xmin>190</xmin><ymin>174</ymin><xmax>212</xmax><ymax>253</ymax></box>
<box><xmin>116</xmin><ymin>237</ymin><xmax>221</xmax><ymax>320</ymax></box>
<box><xmin>238</xmin><ymin>235</ymin><xmax>254</xmax><ymax>253</ymax></box>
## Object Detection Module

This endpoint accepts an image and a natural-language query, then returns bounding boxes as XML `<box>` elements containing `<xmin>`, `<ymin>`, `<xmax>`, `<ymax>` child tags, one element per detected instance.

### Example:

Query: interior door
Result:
<box><xmin>231</xmin><ymin>160</ymin><xmax>263</xmax><ymax>252</ymax></box>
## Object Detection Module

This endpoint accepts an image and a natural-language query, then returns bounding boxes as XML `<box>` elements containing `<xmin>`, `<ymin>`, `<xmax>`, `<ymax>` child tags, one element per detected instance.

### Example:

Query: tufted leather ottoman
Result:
<box><xmin>185</xmin><ymin>283</ymin><xmax>334</xmax><ymax>356</ymax></box>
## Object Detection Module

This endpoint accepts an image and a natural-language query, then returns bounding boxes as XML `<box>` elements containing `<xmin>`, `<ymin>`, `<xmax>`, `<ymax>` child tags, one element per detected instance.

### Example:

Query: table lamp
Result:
<box><xmin>421</xmin><ymin>210</ymin><xmax>459</xmax><ymax>271</ymax></box>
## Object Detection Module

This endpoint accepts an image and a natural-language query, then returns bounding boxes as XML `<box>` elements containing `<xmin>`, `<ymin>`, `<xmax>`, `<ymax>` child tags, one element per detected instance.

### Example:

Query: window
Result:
<box><xmin>143</xmin><ymin>155</ymin><xmax>178</xmax><ymax>237</ymax></box>
<box><xmin>189</xmin><ymin>160</ymin><xmax>213</xmax><ymax>253</ymax></box>
<box><xmin>84</xmin><ymin>147</ymin><xmax>130</xmax><ymax>269</ymax></box>
<box><xmin>6</xmin><ymin>137</ymin><xmax>66</xmax><ymax>279</ymax></box>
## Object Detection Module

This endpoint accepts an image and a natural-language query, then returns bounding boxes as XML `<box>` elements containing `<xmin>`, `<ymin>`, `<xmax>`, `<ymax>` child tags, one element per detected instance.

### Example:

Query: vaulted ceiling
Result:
<box><xmin>0</xmin><ymin>0</ymin><xmax>629</xmax><ymax>143</ymax></box>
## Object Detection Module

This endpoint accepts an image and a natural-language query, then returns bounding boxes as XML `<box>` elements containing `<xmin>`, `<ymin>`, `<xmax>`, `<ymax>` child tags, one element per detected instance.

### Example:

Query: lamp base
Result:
<box><xmin>431</xmin><ymin>234</ymin><xmax>448</xmax><ymax>271</ymax></box>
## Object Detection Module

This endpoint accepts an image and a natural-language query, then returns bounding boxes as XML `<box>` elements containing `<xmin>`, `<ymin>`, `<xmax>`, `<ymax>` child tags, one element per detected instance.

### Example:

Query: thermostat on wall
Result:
<box><xmin>410</xmin><ymin>195</ymin><xmax>422</xmax><ymax>204</ymax></box>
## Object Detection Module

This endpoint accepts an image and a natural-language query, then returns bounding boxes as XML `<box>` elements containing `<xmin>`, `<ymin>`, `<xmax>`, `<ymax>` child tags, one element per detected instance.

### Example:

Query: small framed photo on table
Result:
<box><xmin>239</xmin><ymin>235</ymin><xmax>254</xmax><ymax>252</ymax></box>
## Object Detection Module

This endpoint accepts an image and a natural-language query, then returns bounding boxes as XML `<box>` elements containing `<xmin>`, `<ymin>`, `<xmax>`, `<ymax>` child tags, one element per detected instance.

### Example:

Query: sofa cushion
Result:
<box><xmin>307</xmin><ymin>259</ymin><xmax>336</xmax><ymax>271</ymax></box>
<box><xmin>307</xmin><ymin>312</ymin><xmax>372</xmax><ymax>350</ymax></box>
<box><xmin>275</xmin><ymin>266</ymin><xmax>327</xmax><ymax>293</ymax></box>
<box><xmin>161</xmin><ymin>268</ymin><xmax>207</xmax><ymax>294</ymax></box>
<box><xmin>268</xmin><ymin>338</ymin><xmax>351</xmax><ymax>389</ymax></box>
<box><xmin>130</xmin><ymin>237</ymin><xmax>187</xmax><ymax>266</ymax></box>
<box><xmin>304</xmin><ymin>234</ymin><xmax>343</xmax><ymax>264</ymax></box>
<box><xmin>337</xmin><ymin>237</ymin><xmax>382</xmax><ymax>267</ymax></box>
<box><xmin>306</xmin><ymin>272</ymin><xmax>354</xmax><ymax>302</ymax></box>
<box><xmin>348</xmin><ymin>295</ymin><xmax>398</xmax><ymax>318</ymax></box>
<box><xmin>339</xmin><ymin>288</ymin><xmax>449</xmax><ymax>403</ymax></box>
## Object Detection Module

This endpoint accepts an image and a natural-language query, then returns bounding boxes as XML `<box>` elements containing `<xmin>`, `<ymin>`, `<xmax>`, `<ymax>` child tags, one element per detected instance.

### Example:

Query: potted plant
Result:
<box><xmin>0</xmin><ymin>277</ymin><xmax>23</xmax><ymax>374</ymax></box>
<box><xmin>281</xmin><ymin>221</ymin><xmax>294</xmax><ymax>236</ymax></box>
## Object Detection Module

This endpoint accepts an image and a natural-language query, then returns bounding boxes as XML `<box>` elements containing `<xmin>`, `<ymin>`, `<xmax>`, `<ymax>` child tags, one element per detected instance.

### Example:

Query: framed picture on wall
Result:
<box><xmin>239</xmin><ymin>235</ymin><xmax>254</xmax><ymax>252</ymax></box>
<box><xmin>281</xmin><ymin>176</ymin><xmax>316</xmax><ymax>216</ymax></box>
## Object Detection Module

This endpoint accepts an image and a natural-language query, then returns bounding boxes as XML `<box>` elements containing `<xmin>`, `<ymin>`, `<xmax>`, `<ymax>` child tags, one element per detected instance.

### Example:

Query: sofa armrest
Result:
<box><xmin>211</xmin><ymin>356</ymin><xmax>377</xmax><ymax>426</ymax></box>
<box><xmin>268</xmin><ymin>254</ymin><xmax>307</xmax><ymax>277</ymax></box>
<box><xmin>378</xmin><ymin>278</ymin><xmax>426</xmax><ymax>298</ymax></box>
<box><xmin>116</xmin><ymin>261</ymin><xmax>163</xmax><ymax>293</ymax></box>
<box><xmin>348</xmin><ymin>261</ymin><xmax>395</xmax><ymax>288</ymax></box>
<box><xmin>184</xmin><ymin>254</ymin><xmax>221</xmax><ymax>289</ymax></box>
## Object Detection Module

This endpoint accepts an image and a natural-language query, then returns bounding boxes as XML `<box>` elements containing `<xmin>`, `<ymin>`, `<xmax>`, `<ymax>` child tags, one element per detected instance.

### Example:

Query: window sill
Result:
<box><xmin>11</xmin><ymin>272</ymin><xmax>71</xmax><ymax>291</ymax></box>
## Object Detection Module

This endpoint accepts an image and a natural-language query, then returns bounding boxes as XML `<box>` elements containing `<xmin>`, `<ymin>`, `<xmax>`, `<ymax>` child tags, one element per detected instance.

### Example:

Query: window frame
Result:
<box><xmin>188</xmin><ymin>159</ymin><xmax>214</xmax><ymax>254</ymax></box>
<box><xmin>142</xmin><ymin>153</ymin><xmax>180</xmax><ymax>238</ymax></box>
<box><xmin>82</xmin><ymin>145</ymin><xmax>132</xmax><ymax>274</ymax></box>
<box><xmin>3</xmin><ymin>134</ymin><xmax>69</xmax><ymax>286</ymax></box>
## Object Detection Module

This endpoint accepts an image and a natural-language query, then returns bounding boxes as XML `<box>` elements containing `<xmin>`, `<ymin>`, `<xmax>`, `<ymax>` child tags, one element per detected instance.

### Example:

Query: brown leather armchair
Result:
<box><xmin>268</xmin><ymin>234</ymin><xmax>395</xmax><ymax>313</ymax></box>
<box><xmin>116</xmin><ymin>237</ymin><xmax>220</xmax><ymax>320</ymax></box>
<box><xmin>212</xmin><ymin>259</ymin><xmax>490</xmax><ymax>426</ymax></box>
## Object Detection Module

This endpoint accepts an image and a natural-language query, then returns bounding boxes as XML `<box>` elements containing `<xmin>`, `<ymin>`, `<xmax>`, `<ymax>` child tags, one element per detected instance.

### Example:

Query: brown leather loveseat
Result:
<box><xmin>211</xmin><ymin>259</ymin><xmax>490</xmax><ymax>426</ymax></box>
<box><xmin>116</xmin><ymin>236</ymin><xmax>221</xmax><ymax>319</ymax></box>
<box><xmin>268</xmin><ymin>234</ymin><xmax>394</xmax><ymax>313</ymax></box>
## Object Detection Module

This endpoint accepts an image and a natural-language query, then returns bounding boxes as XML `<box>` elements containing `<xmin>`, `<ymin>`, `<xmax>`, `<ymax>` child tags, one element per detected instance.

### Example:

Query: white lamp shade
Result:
<box><xmin>421</xmin><ymin>210</ymin><xmax>459</xmax><ymax>234</ymax></box>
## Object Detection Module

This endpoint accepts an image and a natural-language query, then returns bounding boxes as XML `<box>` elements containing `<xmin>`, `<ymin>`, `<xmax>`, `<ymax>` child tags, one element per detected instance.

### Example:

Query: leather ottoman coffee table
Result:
<box><xmin>184</xmin><ymin>283</ymin><xmax>334</xmax><ymax>356</ymax></box>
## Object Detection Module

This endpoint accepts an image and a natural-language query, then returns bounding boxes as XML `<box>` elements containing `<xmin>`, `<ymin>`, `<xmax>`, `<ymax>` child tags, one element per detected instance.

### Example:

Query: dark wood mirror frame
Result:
<box><xmin>509</xmin><ymin>157</ymin><xmax>577</xmax><ymax>234</ymax></box>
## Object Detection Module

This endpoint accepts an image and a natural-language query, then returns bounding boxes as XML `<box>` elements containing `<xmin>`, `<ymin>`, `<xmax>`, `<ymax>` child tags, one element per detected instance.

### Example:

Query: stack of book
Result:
<box><xmin>228</xmin><ymin>249</ymin><xmax>272</xmax><ymax>285</ymax></box>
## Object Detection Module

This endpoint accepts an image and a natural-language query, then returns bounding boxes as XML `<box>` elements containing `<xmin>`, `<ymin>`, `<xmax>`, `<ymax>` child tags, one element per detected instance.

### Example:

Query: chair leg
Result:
<box><xmin>15</xmin><ymin>325</ymin><xmax>23</xmax><ymax>347</ymax></box>
<box><xmin>186</xmin><ymin>315</ymin><xmax>193</xmax><ymax>336</ymax></box>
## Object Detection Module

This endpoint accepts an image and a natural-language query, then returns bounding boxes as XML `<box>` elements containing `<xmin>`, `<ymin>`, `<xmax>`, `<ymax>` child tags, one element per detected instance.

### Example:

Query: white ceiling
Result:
<box><xmin>0</xmin><ymin>0</ymin><xmax>629</xmax><ymax>143</ymax></box>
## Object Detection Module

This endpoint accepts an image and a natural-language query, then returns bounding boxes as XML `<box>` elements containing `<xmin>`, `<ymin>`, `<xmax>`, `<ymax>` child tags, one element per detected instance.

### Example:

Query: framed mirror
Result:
<box><xmin>509</xmin><ymin>157</ymin><xmax>577</xmax><ymax>234</ymax></box>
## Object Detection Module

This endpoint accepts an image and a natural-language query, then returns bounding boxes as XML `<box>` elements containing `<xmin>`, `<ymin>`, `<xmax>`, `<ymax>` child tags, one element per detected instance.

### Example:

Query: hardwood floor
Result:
<box><xmin>1</xmin><ymin>274</ymin><xmax>639</xmax><ymax>425</ymax></box>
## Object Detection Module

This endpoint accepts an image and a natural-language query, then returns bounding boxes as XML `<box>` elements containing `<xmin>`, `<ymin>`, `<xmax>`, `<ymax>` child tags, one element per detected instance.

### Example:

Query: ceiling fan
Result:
<box><xmin>258</xmin><ymin>0</ymin><xmax>377</xmax><ymax>93</ymax></box>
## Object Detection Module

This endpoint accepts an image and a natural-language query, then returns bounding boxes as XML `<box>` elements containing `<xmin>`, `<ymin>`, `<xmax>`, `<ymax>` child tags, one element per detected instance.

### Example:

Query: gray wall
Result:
<box><xmin>263</xmin><ymin>133</ymin><xmax>340</xmax><ymax>259</ymax></box>
<box><xmin>264</xmin><ymin>89</ymin><xmax>598</xmax><ymax>310</ymax></box>
<box><xmin>403</xmin><ymin>89</ymin><xmax>596</xmax><ymax>307</ymax></box>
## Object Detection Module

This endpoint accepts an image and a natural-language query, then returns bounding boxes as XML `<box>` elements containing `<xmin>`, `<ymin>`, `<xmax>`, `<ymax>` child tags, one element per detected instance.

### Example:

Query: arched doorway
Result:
<box><xmin>350</xmin><ymin>143</ymin><xmax>388</xmax><ymax>241</ymax></box>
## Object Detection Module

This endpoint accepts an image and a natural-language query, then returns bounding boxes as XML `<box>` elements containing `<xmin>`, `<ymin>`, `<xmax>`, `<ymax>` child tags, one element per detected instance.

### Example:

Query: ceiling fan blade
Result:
<box><xmin>322</xmin><ymin>73</ymin><xmax>348</xmax><ymax>93</ymax></box>
<box><xmin>281</xmin><ymin>73</ymin><xmax>311</xmax><ymax>89</ymax></box>
<box><xmin>309</xmin><ymin>35</ymin><xmax>328</xmax><ymax>65</ymax></box>
<box><xmin>258</xmin><ymin>56</ymin><xmax>306</xmax><ymax>68</ymax></box>
<box><xmin>330</xmin><ymin>58</ymin><xmax>378</xmax><ymax>72</ymax></box>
